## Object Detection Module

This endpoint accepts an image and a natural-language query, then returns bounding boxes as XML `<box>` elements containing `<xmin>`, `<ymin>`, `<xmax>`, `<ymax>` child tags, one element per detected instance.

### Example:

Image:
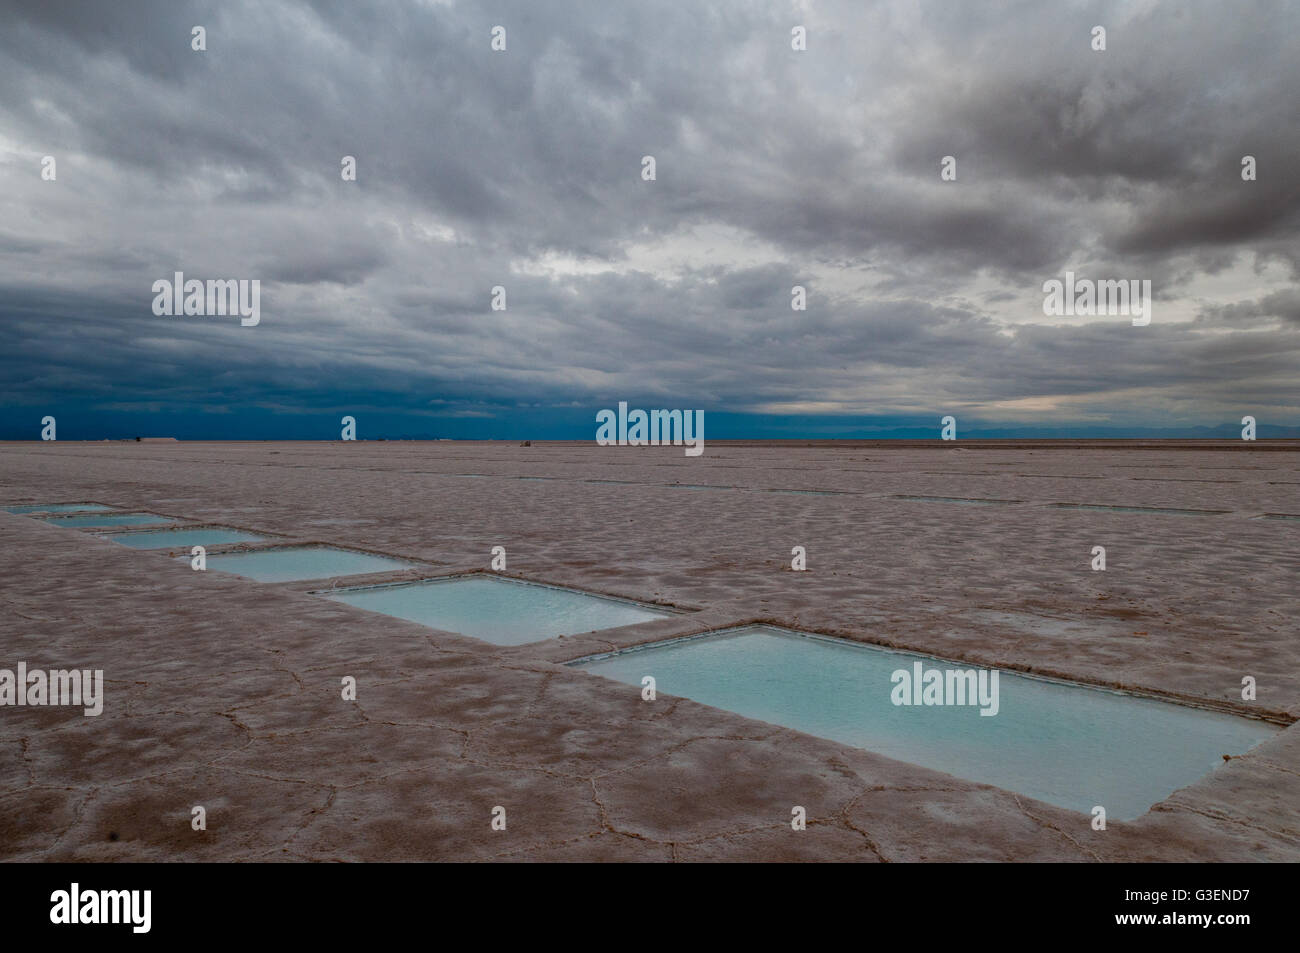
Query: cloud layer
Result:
<box><xmin>1</xmin><ymin>0</ymin><xmax>1297</xmax><ymax>437</ymax></box>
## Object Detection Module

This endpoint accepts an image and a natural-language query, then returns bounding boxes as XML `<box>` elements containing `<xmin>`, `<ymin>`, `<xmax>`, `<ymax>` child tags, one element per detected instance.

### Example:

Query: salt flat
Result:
<box><xmin>1</xmin><ymin>440</ymin><xmax>1297</xmax><ymax>862</ymax></box>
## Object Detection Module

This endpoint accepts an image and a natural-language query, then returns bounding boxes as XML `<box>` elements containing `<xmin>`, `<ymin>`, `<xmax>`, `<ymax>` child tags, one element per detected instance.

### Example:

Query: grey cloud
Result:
<box><xmin>0</xmin><ymin>0</ymin><xmax>1297</xmax><ymax>431</ymax></box>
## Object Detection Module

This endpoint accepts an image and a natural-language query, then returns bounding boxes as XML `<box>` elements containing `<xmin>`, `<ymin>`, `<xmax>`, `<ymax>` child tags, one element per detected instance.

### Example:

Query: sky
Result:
<box><xmin>1</xmin><ymin>0</ymin><xmax>1298</xmax><ymax>440</ymax></box>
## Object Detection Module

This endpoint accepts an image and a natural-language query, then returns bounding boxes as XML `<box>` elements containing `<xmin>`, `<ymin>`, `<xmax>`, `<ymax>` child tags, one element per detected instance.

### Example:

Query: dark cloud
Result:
<box><xmin>0</xmin><ymin>0</ymin><xmax>1297</xmax><ymax>435</ymax></box>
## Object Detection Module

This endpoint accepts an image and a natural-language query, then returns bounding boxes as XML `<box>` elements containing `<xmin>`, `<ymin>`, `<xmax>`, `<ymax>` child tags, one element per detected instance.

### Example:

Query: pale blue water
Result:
<box><xmin>326</xmin><ymin>574</ymin><xmax>675</xmax><ymax>646</ymax></box>
<box><xmin>571</xmin><ymin>625</ymin><xmax>1277</xmax><ymax>820</ymax></box>
<box><xmin>1051</xmin><ymin>503</ymin><xmax>1228</xmax><ymax>516</ymax></box>
<box><xmin>44</xmin><ymin>513</ymin><xmax>177</xmax><ymax>527</ymax></box>
<box><xmin>5</xmin><ymin>503</ymin><xmax>115</xmax><ymax>514</ymax></box>
<box><xmin>103</xmin><ymin>527</ymin><xmax>266</xmax><ymax>549</ymax></box>
<box><xmin>200</xmin><ymin>546</ymin><xmax>416</xmax><ymax>582</ymax></box>
<box><xmin>766</xmin><ymin>489</ymin><xmax>847</xmax><ymax>496</ymax></box>
<box><xmin>894</xmin><ymin>495</ymin><xmax>1018</xmax><ymax>505</ymax></box>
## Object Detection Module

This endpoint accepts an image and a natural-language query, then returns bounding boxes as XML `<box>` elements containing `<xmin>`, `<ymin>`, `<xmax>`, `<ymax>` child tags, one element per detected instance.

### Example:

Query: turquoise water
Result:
<box><xmin>1051</xmin><ymin>503</ymin><xmax>1228</xmax><ymax>516</ymax></box>
<box><xmin>767</xmin><ymin>489</ymin><xmax>846</xmax><ymax>496</ymax></box>
<box><xmin>103</xmin><ymin>527</ymin><xmax>266</xmax><ymax>549</ymax></box>
<box><xmin>571</xmin><ymin>625</ymin><xmax>1276</xmax><ymax>820</ymax></box>
<box><xmin>326</xmin><ymin>574</ymin><xmax>675</xmax><ymax>646</ymax></box>
<box><xmin>894</xmin><ymin>495</ymin><xmax>1018</xmax><ymax>505</ymax></box>
<box><xmin>44</xmin><ymin>512</ymin><xmax>177</xmax><ymax>528</ymax></box>
<box><xmin>201</xmin><ymin>546</ymin><xmax>416</xmax><ymax>582</ymax></box>
<box><xmin>5</xmin><ymin>503</ymin><xmax>115</xmax><ymax>514</ymax></box>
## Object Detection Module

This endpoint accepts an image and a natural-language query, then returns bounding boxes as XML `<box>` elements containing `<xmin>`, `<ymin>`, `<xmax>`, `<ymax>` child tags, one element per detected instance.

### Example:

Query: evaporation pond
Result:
<box><xmin>895</xmin><ymin>495</ymin><xmax>1017</xmax><ymax>505</ymax></box>
<box><xmin>571</xmin><ymin>625</ymin><xmax>1276</xmax><ymax>820</ymax></box>
<box><xmin>6</xmin><ymin>503</ymin><xmax>115</xmax><ymax>514</ymax></box>
<box><xmin>326</xmin><ymin>575</ymin><xmax>675</xmax><ymax>646</ymax></box>
<box><xmin>44</xmin><ymin>513</ymin><xmax>177</xmax><ymax>528</ymax></box>
<box><xmin>1051</xmin><ymin>503</ymin><xmax>1227</xmax><ymax>516</ymax></box>
<box><xmin>201</xmin><ymin>546</ymin><xmax>416</xmax><ymax>582</ymax></box>
<box><xmin>104</xmin><ymin>527</ymin><xmax>266</xmax><ymax>549</ymax></box>
<box><xmin>768</xmin><ymin>489</ymin><xmax>844</xmax><ymax>496</ymax></box>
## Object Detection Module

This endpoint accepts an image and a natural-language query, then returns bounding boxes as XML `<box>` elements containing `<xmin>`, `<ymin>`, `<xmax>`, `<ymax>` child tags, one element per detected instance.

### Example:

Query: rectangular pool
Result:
<box><xmin>570</xmin><ymin>625</ymin><xmax>1277</xmax><ymax>820</ymax></box>
<box><xmin>198</xmin><ymin>545</ymin><xmax>417</xmax><ymax>582</ymax></box>
<box><xmin>5</xmin><ymin>503</ymin><xmax>116</xmax><ymax>514</ymax></box>
<box><xmin>103</xmin><ymin>527</ymin><xmax>267</xmax><ymax>549</ymax></box>
<box><xmin>44</xmin><ymin>512</ymin><xmax>178</xmax><ymax>528</ymax></box>
<box><xmin>766</xmin><ymin>489</ymin><xmax>848</xmax><ymax>496</ymax></box>
<box><xmin>1050</xmin><ymin>503</ymin><xmax>1229</xmax><ymax>516</ymax></box>
<box><xmin>893</xmin><ymin>495</ymin><xmax>1019</xmax><ymax>505</ymax></box>
<box><xmin>325</xmin><ymin>574</ymin><xmax>677</xmax><ymax>646</ymax></box>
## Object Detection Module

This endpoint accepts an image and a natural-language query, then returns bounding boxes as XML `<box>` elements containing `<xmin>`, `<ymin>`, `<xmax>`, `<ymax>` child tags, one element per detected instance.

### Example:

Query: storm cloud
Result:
<box><xmin>1</xmin><ymin>0</ymin><xmax>1297</xmax><ymax>437</ymax></box>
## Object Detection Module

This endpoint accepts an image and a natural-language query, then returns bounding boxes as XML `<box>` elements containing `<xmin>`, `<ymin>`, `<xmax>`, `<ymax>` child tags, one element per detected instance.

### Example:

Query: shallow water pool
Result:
<box><xmin>893</xmin><ymin>495</ymin><xmax>1018</xmax><ymax>505</ymax></box>
<box><xmin>44</xmin><ymin>512</ymin><xmax>177</xmax><ymax>528</ymax></box>
<box><xmin>1050</xmin><ymin>503</ymin><xmax>1228</xmax><ymax>516</ymax></box>
<box><xmin>766</xmin><ymin>489</ymin><xmax>846</xmax><ymax>496</ymax></box>
<box><xmin>5</xmin><ymin>502</ymin><xmax>115</xmax><ymax>514</ymax></box>
<box><xmin>103</xmin><ymin>527</ymin><xmax>266</xmax><ymax>549</ymax></box>
<box><xmin>570</xmin><ymin>625</ymin><xmax>1276</xmax><ymax>820</ymax></box>
<box><xmin>199</xmin><ymin>545</ymin><xmax>416</xmax><ymax>582</ymax></box>
<box><xmin>325</xmin><ymin>574</ymin><xmax>676</xmax><ymax>646</ymax></box>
